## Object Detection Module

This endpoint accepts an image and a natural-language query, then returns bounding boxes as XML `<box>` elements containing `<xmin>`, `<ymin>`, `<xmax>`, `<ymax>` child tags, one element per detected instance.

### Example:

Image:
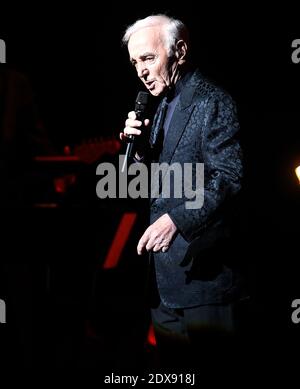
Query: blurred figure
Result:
<box><xmin>0</xmin><ymin>66</ymin><xmax>51</xmax><ymax>206</ymax></box>
<box><xmin>0</xmin><ymin>66</ymin><xmax>52</xmax><ymax>367</ymax></box>
<box><xmin>0</xmin><ymin>66</ymin><xmax>96</xmax><ymax>368</ymax></box>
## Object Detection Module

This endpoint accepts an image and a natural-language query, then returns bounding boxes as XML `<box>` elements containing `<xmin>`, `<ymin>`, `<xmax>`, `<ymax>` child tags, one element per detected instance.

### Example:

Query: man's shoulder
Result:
<box><xmin>179</xmin><ymin>68</ymin><xmax>236</xmax><ymax>111</ymax></box>
<box><xmin>189</xmin><ymin>69</ymin><xmax>234</xmax><ymax>103</ymax></box>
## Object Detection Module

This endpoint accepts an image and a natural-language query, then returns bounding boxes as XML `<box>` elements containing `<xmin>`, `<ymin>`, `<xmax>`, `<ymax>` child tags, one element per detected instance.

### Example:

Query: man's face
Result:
<box><xmin>128</xmin><ymin>26</ymin><xmax>179</xmax><ymax>96</ymax></box>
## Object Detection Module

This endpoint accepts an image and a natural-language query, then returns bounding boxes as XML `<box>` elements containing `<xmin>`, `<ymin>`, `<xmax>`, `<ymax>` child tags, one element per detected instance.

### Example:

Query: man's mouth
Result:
<box><xmin>145</xmin><ymin>80</ymin><xmax>155</xmax><ymax>90</ymax></box>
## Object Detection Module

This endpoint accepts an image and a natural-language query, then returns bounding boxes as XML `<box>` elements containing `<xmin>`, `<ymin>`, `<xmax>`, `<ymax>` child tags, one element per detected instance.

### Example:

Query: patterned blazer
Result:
<box><xmin>149</xmin><ymin>69</ymin><xmax>244</xmax><ymax>308</ymax></box>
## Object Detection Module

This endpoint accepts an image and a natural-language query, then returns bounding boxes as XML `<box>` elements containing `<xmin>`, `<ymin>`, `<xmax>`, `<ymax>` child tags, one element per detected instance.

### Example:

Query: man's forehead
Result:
<box><xmin>128</xmin><ymin>25</ymin><xmax>163</xmax><ymax>51</ymax></box>
<box><xmin>128</xmin><ymin>26</ymin><xmax>161</xmax><ymax>47</ymax></box>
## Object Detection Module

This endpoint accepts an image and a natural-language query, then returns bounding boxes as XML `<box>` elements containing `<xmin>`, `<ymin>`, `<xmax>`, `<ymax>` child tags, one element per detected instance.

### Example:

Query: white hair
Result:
<box><xmin>122</xmin><ymin>14</ymin><xmax>189</xmax><ymax>57</ymax></box>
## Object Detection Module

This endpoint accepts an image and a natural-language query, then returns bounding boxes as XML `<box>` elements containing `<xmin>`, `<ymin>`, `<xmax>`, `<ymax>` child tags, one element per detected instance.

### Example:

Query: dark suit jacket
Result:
<box><xmin>149</xmin><ymin>69</ymin><xmax>244</xmax><ymax>308</ymax></box>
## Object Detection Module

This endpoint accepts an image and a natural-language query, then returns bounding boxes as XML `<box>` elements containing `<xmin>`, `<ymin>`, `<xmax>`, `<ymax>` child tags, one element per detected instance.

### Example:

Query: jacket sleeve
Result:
<box><xmin>168</xmin><ymin>93</ymin><xmax>243</xmax><ymax>242</ymax></box>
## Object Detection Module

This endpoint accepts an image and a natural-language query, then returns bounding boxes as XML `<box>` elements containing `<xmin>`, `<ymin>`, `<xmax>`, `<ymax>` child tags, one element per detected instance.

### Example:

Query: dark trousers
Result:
<box><xmin>151</xmin><ymin>299</ymin><xmax>251</xmax><ymax>371</ymax></box>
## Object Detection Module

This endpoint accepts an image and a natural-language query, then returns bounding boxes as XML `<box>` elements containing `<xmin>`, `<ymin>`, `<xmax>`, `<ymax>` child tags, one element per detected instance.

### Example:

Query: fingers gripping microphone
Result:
<box><xmin>121</xmin><ymin>91</ymin><xmax>149</xmax><ymax>173</ymax></box>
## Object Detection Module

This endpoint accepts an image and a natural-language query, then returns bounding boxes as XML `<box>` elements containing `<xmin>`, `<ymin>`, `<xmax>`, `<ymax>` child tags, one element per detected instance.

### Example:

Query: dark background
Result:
<box><xmin>0</xmin><ymin>2</ymin><xmax>299</xmax><ymax>376</ymax></box>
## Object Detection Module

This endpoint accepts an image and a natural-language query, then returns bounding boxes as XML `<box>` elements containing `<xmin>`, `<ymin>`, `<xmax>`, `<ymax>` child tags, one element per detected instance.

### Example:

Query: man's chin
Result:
<box><xmin>149</xmin><ymin>88</ymin><xmax>163</xmax><ymax>97</ymax></box>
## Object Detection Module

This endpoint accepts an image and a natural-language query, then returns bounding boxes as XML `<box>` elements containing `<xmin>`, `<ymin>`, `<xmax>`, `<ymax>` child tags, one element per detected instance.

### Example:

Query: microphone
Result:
<box><xmin>121</xmin><ymin>91</ymin><xmax>149</xmax><ymax>173</ymax></box>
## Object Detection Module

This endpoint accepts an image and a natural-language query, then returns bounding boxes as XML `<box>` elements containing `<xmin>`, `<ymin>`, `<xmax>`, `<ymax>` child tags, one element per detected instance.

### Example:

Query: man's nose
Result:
<box><xmin>137</xmin><ymin>63</ymin><xmax>148</xmax><ymax>78</ymax></box>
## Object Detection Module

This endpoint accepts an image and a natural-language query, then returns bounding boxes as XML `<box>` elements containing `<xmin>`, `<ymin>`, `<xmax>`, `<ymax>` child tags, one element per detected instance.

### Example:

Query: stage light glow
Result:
<box><xmin>295</xmin><ymin>166</ymin><xmax>300</xmax><ymax>184</ymax></box>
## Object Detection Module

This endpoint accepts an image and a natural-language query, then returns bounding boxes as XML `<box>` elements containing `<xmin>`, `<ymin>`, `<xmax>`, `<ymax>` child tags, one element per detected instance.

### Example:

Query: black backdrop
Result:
<box><xmin>0</xmin><ymin>2</ymin><xmax>299</xmax><ymax>377</ymax></box>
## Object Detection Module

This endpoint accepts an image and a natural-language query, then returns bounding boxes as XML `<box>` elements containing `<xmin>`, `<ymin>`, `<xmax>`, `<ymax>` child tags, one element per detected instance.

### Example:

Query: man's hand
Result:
<box><xmin>137</xmin><ymin>213</ymin><xmax>178</xmax><ymax>255</ymax></box>
<box><xmin>119</xmin><ymin>111</ymin><xmax>150</xmax><ymax>159</ymax></box>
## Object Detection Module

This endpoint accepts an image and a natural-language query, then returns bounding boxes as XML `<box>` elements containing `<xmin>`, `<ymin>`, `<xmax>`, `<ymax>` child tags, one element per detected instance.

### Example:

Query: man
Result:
<box><xmin>120</xmin><ymin>15</ymin><xmax>248</xmax><ymax>369</ymax></box>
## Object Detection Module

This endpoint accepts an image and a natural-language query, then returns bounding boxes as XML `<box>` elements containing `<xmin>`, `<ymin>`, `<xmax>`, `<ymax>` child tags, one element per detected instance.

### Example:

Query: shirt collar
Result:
<box><xmin>166</xmin><ymin>70</ymin><xmax>193</xmax><ymax>103</ymax></box>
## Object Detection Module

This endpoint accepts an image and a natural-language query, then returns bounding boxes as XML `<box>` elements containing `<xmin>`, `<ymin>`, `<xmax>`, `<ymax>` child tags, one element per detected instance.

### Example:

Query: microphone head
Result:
<box><xmin>135</xmin><ymin>91</ymin><xmax>149</xmax><ymax>114</ymax></box>
<box><xmin>136</xmin><ymin>91</ymin><xmax>149</xmax><ymax>105</ymax></box>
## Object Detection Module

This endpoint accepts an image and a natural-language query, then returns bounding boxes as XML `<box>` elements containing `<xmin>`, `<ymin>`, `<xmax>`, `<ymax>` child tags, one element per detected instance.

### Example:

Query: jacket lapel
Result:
<box><xmin>150</xmin><ymin>70</ymin><xmax>203</xmax><ymax>204</ymax></box>
<box><xmin>150</xmin><ymin>70</ymin><xmax>208</xmax><ymax>204</ymax></box>
<box><xmin>159</xmin><ymin>70</ymin><xmax>202</xmax><ymax>165</ymax></box>
<box><xmin>159</xmin><ymin>103</ymin><xmax>193</xmax><ymax>165</ymax></box>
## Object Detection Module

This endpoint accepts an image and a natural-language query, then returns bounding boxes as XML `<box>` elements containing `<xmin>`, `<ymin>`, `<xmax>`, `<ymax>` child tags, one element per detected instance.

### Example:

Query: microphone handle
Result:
<box><xmin>121</xmin><ymin>109</ymin><xmax>144</xmax><ymax>173</ymax></box>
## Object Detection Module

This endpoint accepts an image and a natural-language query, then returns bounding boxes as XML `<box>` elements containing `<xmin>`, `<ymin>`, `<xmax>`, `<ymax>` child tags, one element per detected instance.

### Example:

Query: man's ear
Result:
<box><xmin>175</xmin><ymin>40</ymin><xmax>188</xmax><ymax>64</ymax></box>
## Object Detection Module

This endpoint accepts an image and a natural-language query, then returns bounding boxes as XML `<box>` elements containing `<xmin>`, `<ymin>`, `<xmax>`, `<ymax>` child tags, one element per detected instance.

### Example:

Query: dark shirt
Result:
<box><xmin>134</xmin><ymin>70</ymin><xmax>193</xmax><ymax>162</ymax></box>
<box><xmin>163</xmin><ymin>70</ymin><xmax>193</xmax><ymax>138</ymax></box>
